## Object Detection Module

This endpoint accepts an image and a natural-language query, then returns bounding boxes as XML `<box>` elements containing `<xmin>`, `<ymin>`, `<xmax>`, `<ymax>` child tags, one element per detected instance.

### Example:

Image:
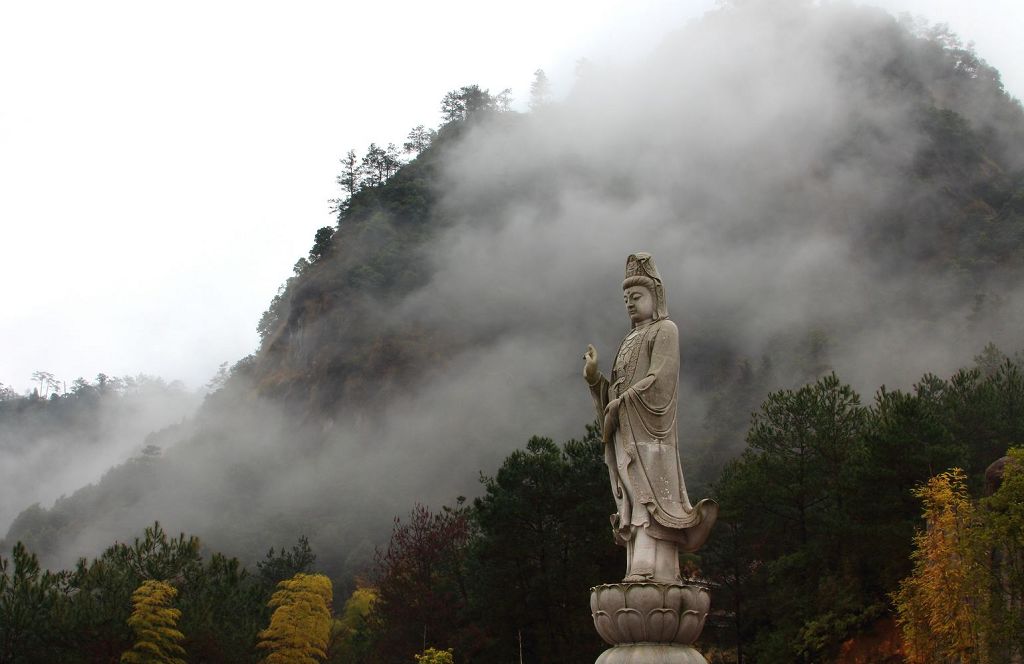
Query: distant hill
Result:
<box><xmin>5</xmin><ymin>2</ymin><xmax>1024</xmax><ymax>577</ymax></box>
<box><xmin>0</xmin><ymin>376</ymin><xmax>199</xmax><ymax>535</ymax></box>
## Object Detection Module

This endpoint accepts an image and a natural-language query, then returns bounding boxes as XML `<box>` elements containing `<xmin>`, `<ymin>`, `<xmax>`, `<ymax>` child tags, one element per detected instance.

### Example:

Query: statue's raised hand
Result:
<box><xmin>583</xmin><ymin>344</ymin><xmax>599</xmax><ymax>383</ymax></box>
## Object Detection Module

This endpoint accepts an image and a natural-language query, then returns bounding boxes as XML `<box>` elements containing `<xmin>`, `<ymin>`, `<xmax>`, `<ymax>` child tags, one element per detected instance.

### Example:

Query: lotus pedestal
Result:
<box><xmin>590</xmin><ymin>581</ymin><xmax>711</xmax><ymax>663</ymax></box>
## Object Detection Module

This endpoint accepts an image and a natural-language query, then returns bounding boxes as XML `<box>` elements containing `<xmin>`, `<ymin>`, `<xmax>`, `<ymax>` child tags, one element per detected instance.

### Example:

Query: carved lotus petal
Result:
<box><xmin>675</xmin><ymin>609</ymin><xmax>705</xmax><ymax>644</ymax></box>
<box><xmin>694</xmin><ymin>587</ymin><xmax>711</xmax><ymax>613</ymax></box>
<box><xmin>595</xmin><ymin>585</ymin><xmax>627</xmax><ymax>613</ymax></box>
<box><xmin>591</xmin><ymin>582</ymin><xmax>711</xmax><ymax>646</ymax></box>
<box><xmin>615</xmin><ymin>608</ymin><xmax>646</xmax><ymax>642</ymax></box>
<box><xmin>593</xmin><ymin>611</ymin><xmax>619</xmax><ymax>645</ymax></box>
<box><xmin>647</xmin><ymin>608</ymin><xmax>679</xmax><ymax>642</ymax></box>
<box><xmin>664</xmin><ymin>584</ymin><xmax>683</xmax><ymax>608</ymax></box>
<box><xmin>624</xmin><ymin>583</ymin><xmax>663</xmax><ymax>613</ymax></box>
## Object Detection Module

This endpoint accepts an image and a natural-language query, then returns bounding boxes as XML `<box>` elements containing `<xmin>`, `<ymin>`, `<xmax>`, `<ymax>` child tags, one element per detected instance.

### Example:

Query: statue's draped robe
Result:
<box><xmin>588</xmin><ymin>318</ymin><xmax>716</xmax><ymax>552</ymax></box>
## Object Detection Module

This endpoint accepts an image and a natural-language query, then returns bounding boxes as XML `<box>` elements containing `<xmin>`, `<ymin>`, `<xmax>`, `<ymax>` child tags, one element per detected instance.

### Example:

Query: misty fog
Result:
<box><xmin>6</xmin><ymin>2</ymin><xmax>1023</xmax><ymax>574</ymax></box>
<box><xmin>387</xmin><ymin>1</ymin><xmax>1023</xmax><ymax>486</ymax></box>
<box><xmin>0</xmin><ymin>379</ymin><xmax>200</xmax><ymax>534</ymax></box>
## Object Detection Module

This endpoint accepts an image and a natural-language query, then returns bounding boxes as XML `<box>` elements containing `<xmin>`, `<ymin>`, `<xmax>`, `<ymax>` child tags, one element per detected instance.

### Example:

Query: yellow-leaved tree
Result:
<box><xmin>330</xmin><ymin>586</ymin><xmax>377</xmax><ymax>661</ymax></box>
<box><xmin>257</xmin><ymin>572</ymin><xmax>333</xmax><ymax>664</ymax></box>
<box><xmin>893</xmin><ymin>468</ymin><xmax>987</xmax><ymax>664</ymax></box>
<box><xmin>414</xmin><ymin>646</ymin><xmax>455</xmax><ymax>664</ymax></box>
<box><xmin>120</xmin><ymin>579</ymin><xmax>187</xmax><ymax>664</ymax></box>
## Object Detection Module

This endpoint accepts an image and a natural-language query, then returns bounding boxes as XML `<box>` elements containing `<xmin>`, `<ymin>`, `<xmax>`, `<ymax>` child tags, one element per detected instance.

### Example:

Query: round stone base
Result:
<box><xmin>596</xmin><ymin>644</ymin><xmax>708</xmax><ymax>664</ymax></box>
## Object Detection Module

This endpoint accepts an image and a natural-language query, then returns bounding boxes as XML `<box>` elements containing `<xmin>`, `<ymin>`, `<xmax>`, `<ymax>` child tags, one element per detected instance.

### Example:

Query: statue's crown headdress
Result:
<box><xmin>622</xmin><ymin>252</ymin><xmax>669</xmax><ymax>325</ymax></box>
<box><xmin>624</xmin><ymin>255</ymin><xmax>644</xmax><ymax>279</ymax></box>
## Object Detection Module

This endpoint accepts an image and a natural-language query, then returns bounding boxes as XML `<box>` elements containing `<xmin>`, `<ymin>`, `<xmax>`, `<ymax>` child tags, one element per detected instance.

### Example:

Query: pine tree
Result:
<box><xmin>360</xmin><ymin>143</ymin><xmax>388</xmax><ymax>187</ymax></box>
<box><xmin>257</xmin><ymin>572</ymin><xmax>333</xmax><ymax>664</ymax></box>
<box><xmin>337</xmin><ymin>149</ymin><xmax>360</xmax><ymax>198</ymax></box>
<box><xmin>529</xmin><ymin>69</ymin><xmax>551</xmax><ymax>109</ymax></box>
<box><xmin>0</xmin><ymin>542</ymin><xmax>63</xmax><ymax>663</ymax></box>
<box><xmin>383</xmin><ymin>143</ymin><xmax>404</xmax><ymax>179</ymax></box>
<box><xmin>308</xmin><ymin>227</ymin><xmax>335</xmax><ymax>263</ymax></box>
<box><xmin>403</xmin><ymin>125</ymin><xmax>435</xmax><ymax>155</ymax></box>
<box><xmin>120</xmin><ymin>580</ymin><xmax>187</xmax><ymax>664</ymax></box>
<box><xmin>439</xmin><ymin>85</ymin><xmax>505</xmax><ymax>124</ymax></box>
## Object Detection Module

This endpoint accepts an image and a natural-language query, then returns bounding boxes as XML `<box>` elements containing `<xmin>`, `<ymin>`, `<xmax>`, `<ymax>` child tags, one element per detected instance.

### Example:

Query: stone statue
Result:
<box><xmin>583</xmin><ymin>253</ymin><xmax>719</xmax><ymax>663</ymax></box>
<box><xmin>583</xmin><ymin>252</ymin><xmax>717</xmax><ymax>583</ymax></box>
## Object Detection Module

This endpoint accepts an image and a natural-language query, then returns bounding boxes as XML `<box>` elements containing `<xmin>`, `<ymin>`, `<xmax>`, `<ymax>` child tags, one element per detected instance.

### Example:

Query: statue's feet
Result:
<box><xmin>623</xmin><ymin>572</ymin><xmax>653</xmax><ymax>583</ymax></box>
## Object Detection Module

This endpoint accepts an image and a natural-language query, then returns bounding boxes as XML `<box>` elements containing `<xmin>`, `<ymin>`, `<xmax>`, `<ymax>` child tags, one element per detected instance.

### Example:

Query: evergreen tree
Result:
<box><xmin>30</xmin><ymin>371</ymin><xmax>57</xmax><ymax>399</ymax></box>
<box><xmin>384</xmin><ymin>143</ymin><xmax>403</xmax><ymax>180</ymax></box>
<box><xmin>0</xmin><ymin>543</ymin><xmax>63</xmax><ymax>664</ymax></box>
<box><xmin>439</xmin><ymin>85</ymin><xmax>506</xmax><ymax>124</ymax></box>
<box><xmin>178</xmin><ymin>553</ymin><xmax>268</xmax><ymax>664</ymax></box>
<box><xmin>741</xmin><ymin>373</ymin><xmax>866</xmax><ymax>551</ymax></box>
<box><xmin>708</xmin><ymin>373</ymin><xmax>871</xmax><ymax>661</ymax></box>
<box><xmin>403</xmin><ymin>125</ymin><xmax>435</xmax><ymax>155</ymax></box>
<box><xmin>528</xmin><ymin>69</ymin><xmax>551</xmax><ymax>109</ymax></box>
<box><xmin>258</xmin><ymin>285</ymin><xmax>288</xmax><ymax>343</ymax></box>
<box><xmin>0</xmin><ymin>382</ymin><xmax>17</xmax><ymax>401</ymax></box>
<box><xmin>257</xmin><ymin>536</ymin><xmax>317</xmax><ymax>588</ymax></box>
<box><xmin>360</xmin><ymin>143</ymin><xmax>388</xmax><ymax>187</ymax></box>
<box><xmin>337</xmin><ymin>149</ymin><xmax>360</xmax><ymax>198</ymax></box>
<box><xmin>464</xmin><ymin>428</ymin><xmax>617</xmax><ymax>663</ymax></box>
<box><xmin>108</xmin><ymin>523</ymin><xmax>202</xmax><ymax>582</ymax></box>
<box><xmin>309</xmin><ymin>227</ymin><xmax>335</xmax><ymax>263</ymax></box>
<box><xmin>56</xmin><ymin>523</ymin><xmax>201</xmax><ymax>663</ymax></box>
<box><xmin>56</xmin><ymin>553</ymin><xmax>137</xmax><ymax>662</ymax></box>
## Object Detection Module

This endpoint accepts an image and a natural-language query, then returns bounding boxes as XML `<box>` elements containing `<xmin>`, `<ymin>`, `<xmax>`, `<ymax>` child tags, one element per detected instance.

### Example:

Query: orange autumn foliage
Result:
<box><xmin>893</xmin><ymin>469</ymin><xmax>987</xmax><ymax>664</ymax></box>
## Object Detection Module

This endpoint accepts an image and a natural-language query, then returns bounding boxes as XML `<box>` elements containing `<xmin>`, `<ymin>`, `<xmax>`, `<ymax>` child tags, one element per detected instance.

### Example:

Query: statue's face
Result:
<box><xmin>623</xmin><ymin>286</ymin><xmax>655</xmax><ymax>324</ymax></box>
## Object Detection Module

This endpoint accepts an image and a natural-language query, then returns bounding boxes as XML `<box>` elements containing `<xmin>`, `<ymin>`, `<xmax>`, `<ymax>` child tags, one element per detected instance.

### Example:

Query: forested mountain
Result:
<box><xmin>3</xmin><ymin>3</ymin><xmax>1024</xmax><ymax>661</ymax></box>
<box><xmin>248</xmin><ymin>2</ymin><xmax>1024</xmax><ymax>481</ymax></box>
<box><xmin>0</xmin><ymin>375</ymin><xmax>199</xmax><ymax>537</ymax></box>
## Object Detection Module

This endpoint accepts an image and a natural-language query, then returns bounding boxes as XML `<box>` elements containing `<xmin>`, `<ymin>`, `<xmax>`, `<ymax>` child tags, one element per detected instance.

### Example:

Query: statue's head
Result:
<box><xmin>622</xmin><ymin>252</ymin><xmax>668</xmax><ymax>327</ymax></box>
<box><xmin>623</xmin><ymin>283</ymin><xmax>655</xmax><ymax>325</ymax></box>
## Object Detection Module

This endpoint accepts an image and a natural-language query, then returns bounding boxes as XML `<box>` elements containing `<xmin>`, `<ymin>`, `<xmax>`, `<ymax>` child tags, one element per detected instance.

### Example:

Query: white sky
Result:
<box><xmin>1</xmin><ymin>0</ymin><xmax>1021</xmax><ymax>393</ymax></box>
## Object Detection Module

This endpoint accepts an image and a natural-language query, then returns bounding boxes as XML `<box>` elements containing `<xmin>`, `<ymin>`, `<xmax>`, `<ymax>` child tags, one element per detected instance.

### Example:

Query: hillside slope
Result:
<box><xmin>5</xmin><ymin>3</ymin><xmax>1024</xmax><ymax>576</ymax></box>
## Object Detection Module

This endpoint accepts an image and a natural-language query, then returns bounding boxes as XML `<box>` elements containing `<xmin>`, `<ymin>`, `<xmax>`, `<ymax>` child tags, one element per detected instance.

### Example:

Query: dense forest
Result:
<box><xmin>3</xmin><ymin>354</ymin><xmax>1023</xmax><ymax>662</ymax></box>
<box><xmin>3</xmin><ymin>2</ymin><xmax>1024</xmax><ymax>662</ymax></box>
